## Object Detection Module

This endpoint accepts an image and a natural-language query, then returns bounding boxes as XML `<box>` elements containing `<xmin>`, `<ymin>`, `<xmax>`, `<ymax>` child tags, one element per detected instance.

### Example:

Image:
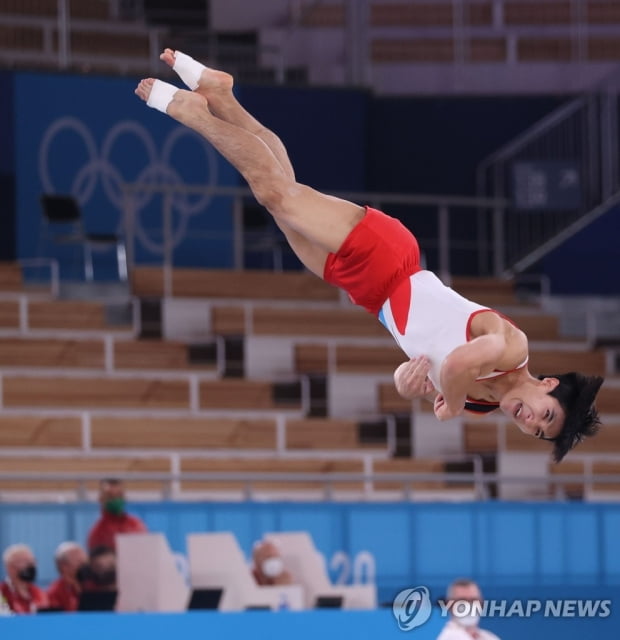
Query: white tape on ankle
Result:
<box><xmin>146</xmin><ymin>80</ymin><xmax>178</xmax><ymax>114</ymax></box>
<box><xmin>173</xmin><ymin>51</ymin><xmax>205</xmax><ymax>90</ymax></box>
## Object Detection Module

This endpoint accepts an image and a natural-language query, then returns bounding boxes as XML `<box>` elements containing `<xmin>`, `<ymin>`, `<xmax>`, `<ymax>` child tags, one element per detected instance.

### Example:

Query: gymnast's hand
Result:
<box><xmin>433</xmin><ymin>393</ymin><xmax>464</xmax><ymax>421</ymax></box>
<box><xmin>394</xmin><ymin>356</ymin><xmax>436</xmax><ymax>400</ymax></box>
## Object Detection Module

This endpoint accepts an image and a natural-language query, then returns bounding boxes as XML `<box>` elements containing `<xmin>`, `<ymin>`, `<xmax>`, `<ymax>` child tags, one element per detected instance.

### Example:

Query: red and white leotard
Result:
<box><xmin>378</xmin><ymin>270</ymin><xmax>527</xmax><ymax>402</ymax></box>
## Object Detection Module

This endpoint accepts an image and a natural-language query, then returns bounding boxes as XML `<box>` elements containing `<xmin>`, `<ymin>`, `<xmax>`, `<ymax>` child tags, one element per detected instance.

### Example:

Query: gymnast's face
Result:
<box><xmin>500</xmin><ymin>377</ymin><xmax>565</xmax><ymax>440</ymax></box>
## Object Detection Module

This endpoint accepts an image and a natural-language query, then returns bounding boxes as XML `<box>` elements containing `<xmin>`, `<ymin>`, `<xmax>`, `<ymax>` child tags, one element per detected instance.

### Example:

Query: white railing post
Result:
<box><xmin>57</xmin><ymin>0</ymin><xmax>69</xmax><ymax>69</ymax></box>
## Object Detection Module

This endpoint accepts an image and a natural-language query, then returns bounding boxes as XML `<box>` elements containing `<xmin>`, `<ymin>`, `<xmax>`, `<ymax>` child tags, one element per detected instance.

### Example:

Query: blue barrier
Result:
<box><xmin>1</xmin><ymin>501</ymin><xmax>619</xmax><ymax>605</ymax></box>
<box><xmin>1</xmin><ymin>604</ymin><xmax>618</xmax><ymax>640</ymax></box>
<box><xmin>0</xmin><ymin>609</ymin><xmax>445</xmax><ymax>640</ymax></box>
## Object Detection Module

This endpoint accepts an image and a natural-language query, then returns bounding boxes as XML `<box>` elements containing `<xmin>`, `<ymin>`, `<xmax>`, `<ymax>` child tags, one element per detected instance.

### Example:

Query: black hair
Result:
<box><xmin>538</xmin><ymin>372</ymin><xmax>603</xmax><ymax>462</ymax></box>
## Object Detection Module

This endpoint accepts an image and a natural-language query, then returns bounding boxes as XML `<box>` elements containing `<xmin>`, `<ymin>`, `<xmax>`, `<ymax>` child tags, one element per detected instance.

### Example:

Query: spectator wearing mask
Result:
<box><xmin>437</xmin><ymin>578</ymin><xmax>500</xmax><ymax>640</ymax></box>
<box><xmin>0</xmin><ymin>544</ymin><xmax>48</xmax><ymax>614</ymax></box>
<box><xmin>87</xmin><ymin>478</ymin><xmax>147</xmax><ymax>551</ymax></box>
<box><xmin>47</xmin><ymin>542</ymin><xmax>89</xmax><ymax>612</ymax></box>
<box><xmin>251</xmin><ymin>538</ymin><xmax>293</xmax><ymax>586</ymax></box>
<box><xmin>82</xmin><ymin>546</ymin><xmax>118</xmax><ymax>592</ymax></box>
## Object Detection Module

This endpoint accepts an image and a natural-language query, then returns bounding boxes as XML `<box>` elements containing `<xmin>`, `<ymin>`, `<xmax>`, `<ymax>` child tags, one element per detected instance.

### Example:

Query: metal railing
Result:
<box><xmin>121</xmin><ymin>182</ymin><xmax>507</xmax><ymax>289</ymax></box>
<box><xmin>0</xmin><ymin>469</ymin><xmax>618</xmax><ymax>502</ymax></box>
<box><xmin>477</xmin><ymin>64</ymin><xmax>620</xmax><ymax>276</ymax></box>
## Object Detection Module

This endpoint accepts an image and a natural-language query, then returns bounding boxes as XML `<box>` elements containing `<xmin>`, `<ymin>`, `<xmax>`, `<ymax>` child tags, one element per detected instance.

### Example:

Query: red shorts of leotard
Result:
<box><xmin>323</xmin><ymin>206</ymin><xmax>422</xmax><ymax>315</ymax></box>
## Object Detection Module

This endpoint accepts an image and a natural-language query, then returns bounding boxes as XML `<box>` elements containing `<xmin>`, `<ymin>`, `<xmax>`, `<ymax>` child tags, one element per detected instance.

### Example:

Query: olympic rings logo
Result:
<box><xmin>38</xmin><ymin>116</ymin><xmax>219</xmax><ymax>254</ymax></box>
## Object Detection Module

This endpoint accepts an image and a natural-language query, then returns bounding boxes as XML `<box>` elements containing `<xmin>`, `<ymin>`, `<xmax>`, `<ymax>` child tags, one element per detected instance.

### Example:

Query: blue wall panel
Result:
<box><xmin>13</xmin><ymin>71</ymin><xmax>238</xmax><ymax>278</ymax></box>
<box><xmin>2</xmin><ymin>501</ymin><xmax>620</xmax><ymax>603</ymax></box>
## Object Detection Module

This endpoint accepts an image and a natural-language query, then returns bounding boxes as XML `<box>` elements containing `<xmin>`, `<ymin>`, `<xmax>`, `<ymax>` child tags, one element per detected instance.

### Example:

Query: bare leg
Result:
<box><xmin>135</xmin><ymin>79</ymin><xmax>364</xmax><ymax>277</ymax></box>
<box><xmin>160</xmin><ymin>49</ymin><xmax>294</xmax><ymax>178</ymax></box>
<box><xmin>160</xmin><ymin>50</ymin><xmax>331</xmax><ymax>275</ymax></box>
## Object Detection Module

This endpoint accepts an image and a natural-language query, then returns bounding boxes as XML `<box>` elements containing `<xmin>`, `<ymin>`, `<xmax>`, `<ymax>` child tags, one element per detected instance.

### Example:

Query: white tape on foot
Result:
<box><xmin>146</xmin><ymin>79</ymin><xmax>178</xmax><ymax>114</ymax></box>
<box><xmin>173</xmin><ymin>51</ymin><xmax>206</xmax><ymax>90</ymax></box>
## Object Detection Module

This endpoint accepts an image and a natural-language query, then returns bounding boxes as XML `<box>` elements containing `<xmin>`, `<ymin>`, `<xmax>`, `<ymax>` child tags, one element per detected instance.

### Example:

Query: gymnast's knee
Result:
<box><xmin>252</xmin><ymin>175</ymin><xmax>296</xmax><ymax>221</ymax></box>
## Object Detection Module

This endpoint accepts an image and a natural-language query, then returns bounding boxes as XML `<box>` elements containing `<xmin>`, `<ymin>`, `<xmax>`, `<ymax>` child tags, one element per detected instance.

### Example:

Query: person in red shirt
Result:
<box><xmin>46</xmin><ymin>542</ymin><xmax>89</xmax><ymax>612</ymax></box>
<box><xmin>87</xmin><ymin>478</ymin><xmax>147</xmax><ymax>551</ymax></box>
<box><xmin>0</xmin><ymin>544</ymin><xmax>49</xmax><ymax>614</ymax></box>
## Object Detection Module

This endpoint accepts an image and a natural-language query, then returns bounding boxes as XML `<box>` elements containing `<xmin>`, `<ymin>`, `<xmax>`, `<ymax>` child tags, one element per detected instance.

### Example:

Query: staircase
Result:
<box><xmin>477</xmin><ymin>65</ymin><xmax>620</xmax><ymax>276</ymax></box>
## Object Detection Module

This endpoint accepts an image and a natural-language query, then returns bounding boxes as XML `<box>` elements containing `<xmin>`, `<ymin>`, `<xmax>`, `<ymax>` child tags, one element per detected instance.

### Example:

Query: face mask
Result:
<box><xmin>261</xmin><ymin>557</ymin><xmax>284</xmax><ymax>578</ymax></box>
<box><xmin>457</xmin><ymin>614</ymin><xmax>480</xmax><ymax>628</ymax></box>
<box><xmin>104</xmin><ymin>497</ymin><xmax>126</xmax><ymax>516</ymax></box>
<box><xmin>91</xmin><ymin>569</ymin><xmax>116</xmax><ymax>587</ymax></box>
<box><xmin>75</xmin><ymin>564</ymin><xmax>92</xmax><ymax>583</ymax></box>
<box><xmin>17</xmin><ymin>565</ymin><xmax>37</xmax><ymax>583</ymax></box>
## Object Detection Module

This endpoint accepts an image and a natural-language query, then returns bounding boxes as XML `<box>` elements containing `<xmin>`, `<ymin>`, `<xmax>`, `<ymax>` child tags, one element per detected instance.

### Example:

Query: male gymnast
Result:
<box><xmin>135</xmin><ymin>50</ymin><xmax>603</xmax><ymax>462</ymax></box>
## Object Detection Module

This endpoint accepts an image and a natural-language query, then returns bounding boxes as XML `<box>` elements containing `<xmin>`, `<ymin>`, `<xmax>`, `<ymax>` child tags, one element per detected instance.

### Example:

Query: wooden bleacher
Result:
<box><xmin>0</xmin><ymin>337</ymin><xmax>105</xmax><ymax>368</ymax></box>
<box><xmin>378</xmin><ymin>383</ymin><xmax>412</xmax><ymax>414</ymax></box>
<box><xmin>592</xmin><ymin>461</ymin><xmax>620</xmax><ymax>491</ymax></box>
<box><xmin>131</xmin><ymin>267</ymin><xmax>339</xmax><ymax>302</ymax></box>
<box><xmin>595</xmin><ymin>384</ymin><xmax>620</xmax><ymax>413</ymax></box>
<box><xmin>251</xmin><ymin>307</ymin><xmax>386</xmax><ymax>338</ymax></box>
<box><xmin>285</xmin><ymin>418</ymin><xmax>384</xmax><ymax>451</ymax></box>
<box><xmin>548</xmin><ymin>460</ymin><xmax>586</xmax><ymax>498</ymax></box>
<box><xmin>0</xmin><ymin>456</ymin><xmax>170</xmax><ymax>492</ymax></box>
<box><xmin>90</xmin><ymin>417</ymin><xmax>277</xmax><ymax>450</ymax></box>
<box><xmin>114</xmin><ymin>340</ymin><xmax>215</xmax><ymax>371</ymax></box>
<box><xmin>0</xmin><ymin>264</ymin><xmax>616</xmax><ymax>501</ymax></box>
<box><xmin>0</xmin><ymin>415</ymin><xmax>82</xmax><ymax>448</ymax></box>
<box><xmin>0</xmin><ymin>262</ymin><xmax>23</xmax><ymax>291</ymax></box>
<box><xmin>504</xmin><ymin>1</ymin><xmax>572</xmax><ymax>25</ymax></box>
<box><xmin>179</xmin><ymin>458</ymin><xmax>365</xmax><ymax>491</ymax></box>
<box><xmin>28</xmin><ymin>300</ymin><xmax>130</xmax><ymax>331</ymax></box>
<box><xmin>3</xmin><ymin>375</ymin><xmax>190</xmax><ymax>410</ymax></box>
<box><xmin>0</xmin><ymin>301</ymin><xmax>19</xmax><ymax>328</ymax></box>
<box><xmin>199</xmin><ymin>379</ymin><xmax>301</xmax><ymax>411</ymax></box>
<box><xmin>528</xmin><ymin>349</ymin><xmax>606</xmax><ymax>376</ymax></box>
<box><xmin>463</xmin><ymin>422</ymin><xmax>499</xmax><ymax>454</ymax></box>
<box><xmin>372</xmin><ymin>458</ymin><xmax>446</xmax><ymax>490</ymax></box>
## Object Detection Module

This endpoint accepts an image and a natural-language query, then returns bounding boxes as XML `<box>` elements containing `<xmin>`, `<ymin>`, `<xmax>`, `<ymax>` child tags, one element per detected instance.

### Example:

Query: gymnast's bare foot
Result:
<box><xmin>134</xmin><ymin>78</ymin><xmax>209</xmax><ymax>127</ymax></box>
<box><xmin>159</xmin><ymin>48</ymin><xmax>234</xmax><ymax>95</ymax></box>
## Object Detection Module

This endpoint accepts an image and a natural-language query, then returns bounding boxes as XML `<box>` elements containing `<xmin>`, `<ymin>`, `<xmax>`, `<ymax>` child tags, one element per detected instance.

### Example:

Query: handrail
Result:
<box><xmin>121</xmin><ymin>182</ymin><xmax>507</xmax><ymax>280</ymax></box>
<box><xmin>122</xmin><ymin>182</ymin><xmax>506</xmax><ymax>208</ymax></box>
<box><xmin>0</xmin><ymin>471</ymin><xmax>617</xmax><ymax>503</ymax></box>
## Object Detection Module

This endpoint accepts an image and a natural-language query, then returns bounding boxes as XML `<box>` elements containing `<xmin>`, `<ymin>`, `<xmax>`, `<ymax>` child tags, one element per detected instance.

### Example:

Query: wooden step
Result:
<box><xmin>0</xmin><ymin>301</ymin><xmax>20</xmax><ymax>328</ymax></box>
<box><xmin>504</xmin><ymin>1</ymin><xmax>572</xmax><ymax>25</ymax></box>
<box><xmin>372</xmin><ymin>458</ymin><xmax>445</xmax><ymax>490</ymax></box>
<box><xmin>199</xmin><ymin>379</ymin><xmax>300</xmax><ymax>411</ymax></box>
<box><xmin>592</xmin><ymin>460</ymin><xmax>620</xmax><ymax>491</ymax></box>
<box><xmin>0</xmin><ymin>337</ymin><xmax>104</xmax><ymax>368</ymax></box>
<box><xmin>572</xmin><ymin>423</ymin><xmax>620</xmax><ymax>454</ymax></box>
<box><xmin>252</xmin><ymin>307</ymin><xmax>386</xmax><ymax>338</ymax></box>
<box><xmin>528</xmin><ymin>349</ymin><xmax>606</xmax><ymax>376</ymax></box>
<box><xmin>295</xmin><ymin>344</ymin><xmax>329</xmax><ymax>374</ymax></box>
<box><xmin>0</xmin><ymin>456</ymin><xmax>170</xmax><ymax>491</ymax></box>
<box><xmin>336</xmin><ymin>345</ymin><xmax>404</xmax><ymax>373</ymax></box>
<box><xmin>113</xmin><ymin>340</ymin><xmax>215</xmax><ymax>371</ymax></box>
<box><xmin>549</xmin><ymin>459</ymin><xmax>585</xmax><ymax>498</ymax></box>
<box><xmin>0</xmin><ymin>262</ymin><xmax>23</xmax><ymax>291</ymax></box>
<box><xmin>463</xmin><ymin>422</ymin><xmax>499</xmax><ymax>454</ymax></box>
<box><xmin>3</xmin><ymin>376</ymin><xmax>190</xmax><ymax>409</ymax></box>
<box><xmin>300</xmin><ymin>4</ymin><xmax>345</xmax><ymax>27</ymax></box>
<box><xmin>91</xmin><ymin>416</ymin><xmax>276</xmax><ymax>450</ymax></box>
<box><xmin>0</xmin><ymin>416</ymin><xmax>82</xmax><ymax>448</ymax></box>
<box><xmin>285</xmin><ymin>418</ymin><xmax>383</xmax><ymax>450</ymax></box>
<box><xmin>28</xmin><ymin>301</ymin><xmax>127</xmax><ymax>331</ymax></box>
<box><xmin>179</xmin><ymin>458</ymin><xmax>364</xmax><ymax>491</ymax></box>
<box><xmin>69</xmin><ymin>31</ymin><xmax>150</xmax><ymax>57</ymax></box>
<box><xmin>378</xmin><ymin>383</ymin><xmax>412</xmax><ymax>414</ymax></box>
<box><xmin>596</xmin><ymin>385</ymin><xmax>620</xmax><ymax>414</ymax></box>
<box><xmin>131</xmin><ymin>268</ymin><xmax>338</xmax><ymax>302</ymax></box>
